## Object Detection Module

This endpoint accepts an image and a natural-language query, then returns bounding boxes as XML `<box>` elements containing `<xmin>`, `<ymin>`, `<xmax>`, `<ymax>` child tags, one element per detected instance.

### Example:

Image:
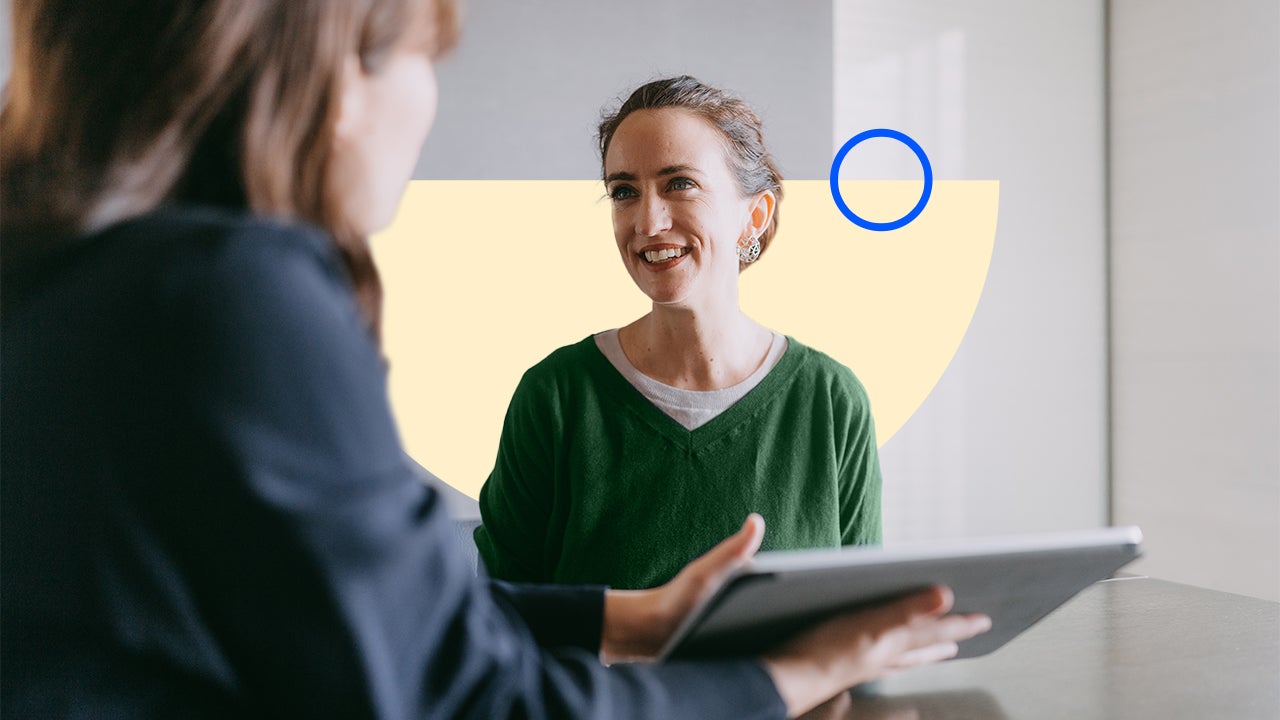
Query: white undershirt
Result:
<box><xmin>593</xmin><ymin>328</ymin><xmax>789</xmax><ymax>430</ymax></box>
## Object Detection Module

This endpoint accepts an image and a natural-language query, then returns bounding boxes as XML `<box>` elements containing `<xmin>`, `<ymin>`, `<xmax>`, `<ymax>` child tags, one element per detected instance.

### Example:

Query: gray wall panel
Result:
<box><xmin>1110</xmin><ymin>0</ymin><xmax>1280</xmax><ymax>601</ymax></box>
<box><xmin>416</xmin><ymin>0</ymin><xmax>833</xmax><ymax>180</ymax></box>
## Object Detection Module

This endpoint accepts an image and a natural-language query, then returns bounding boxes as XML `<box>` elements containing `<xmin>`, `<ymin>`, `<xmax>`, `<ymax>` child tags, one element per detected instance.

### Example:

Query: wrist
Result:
<box><xmin>600</xmin><ymin>588</ymin><xmax>665</xmax><ymax>663</ymax></box>
<box><xmin>762</xmin><ymin>654</ymin><xmax>829</xmax><ymax>719</ymax></box>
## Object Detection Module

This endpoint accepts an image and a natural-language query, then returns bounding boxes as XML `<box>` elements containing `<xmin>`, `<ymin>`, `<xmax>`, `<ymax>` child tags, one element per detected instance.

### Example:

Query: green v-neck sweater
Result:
<box><xmin>474</xmin><ymin>336</ymin><xmax>882</xmax><ymax>590</ymax></box>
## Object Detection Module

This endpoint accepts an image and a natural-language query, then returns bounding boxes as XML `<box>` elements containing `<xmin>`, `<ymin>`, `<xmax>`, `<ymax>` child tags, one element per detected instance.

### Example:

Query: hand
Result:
<box><xmin>600</xmin><ymin>514</ymin><xmax>764</xmax><ymax>663</ymax></box>
<box><xmin>763</xmin><ymin>586</ymin><xmax>992</xmax><ymax>718</ymax></box>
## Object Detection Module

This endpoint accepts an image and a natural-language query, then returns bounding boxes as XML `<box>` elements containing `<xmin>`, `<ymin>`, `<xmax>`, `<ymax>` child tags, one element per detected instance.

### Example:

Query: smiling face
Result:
<box><xmin>604</xmin><ymin>108</ymin><xmax>764</xmax><ymax>308</ymax></box>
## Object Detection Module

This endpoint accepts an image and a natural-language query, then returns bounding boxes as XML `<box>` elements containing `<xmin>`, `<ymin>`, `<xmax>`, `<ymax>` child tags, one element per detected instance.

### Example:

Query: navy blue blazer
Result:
<box><xmin>0</xmin><ymin>206</ymin><xmax>786</xmax><ymax>719</ymax></box>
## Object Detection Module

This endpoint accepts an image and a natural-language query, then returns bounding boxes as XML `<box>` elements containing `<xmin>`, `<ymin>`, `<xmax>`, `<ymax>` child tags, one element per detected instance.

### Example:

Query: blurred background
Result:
<box><xmin>3</xmin><ymin>0</ymin><xmax>1274</xmax><ymax>601</ymax></box>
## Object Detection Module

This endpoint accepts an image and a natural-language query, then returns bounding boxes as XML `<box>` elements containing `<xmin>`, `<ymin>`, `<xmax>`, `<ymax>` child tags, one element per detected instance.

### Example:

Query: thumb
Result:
<box><xmin>687</xmin><ymin>513</ymin><xmax>765</xmax><ymax>582</ymax></box>
<box><xmin>731</xmin><ymin>512</ymin><xmax>766</xmax><ymax>560</ymax></box>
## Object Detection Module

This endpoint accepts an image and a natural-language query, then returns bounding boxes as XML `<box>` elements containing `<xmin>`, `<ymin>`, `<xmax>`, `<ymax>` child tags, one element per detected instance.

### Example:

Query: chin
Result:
<box><xmin>354</xmin><ymin>203</ymin><xmax>398</xmax><ymax>238</ymax></box>
<box><xmin>631</xmin><ymin>270</ymin><xmax>698</xmax><ymax>307</ymax></box>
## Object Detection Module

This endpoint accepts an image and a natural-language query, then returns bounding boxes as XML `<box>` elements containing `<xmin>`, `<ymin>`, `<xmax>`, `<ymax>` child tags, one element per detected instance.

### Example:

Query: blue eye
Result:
<box><xmin>668</xmin><ymin>177</ymin><xmax>696</xmax><ymax>191</ymax></box>
<box><xmin>609</xmin><ymin>185</ymin><xmax>637</xmax><ymax>201</ymax></box>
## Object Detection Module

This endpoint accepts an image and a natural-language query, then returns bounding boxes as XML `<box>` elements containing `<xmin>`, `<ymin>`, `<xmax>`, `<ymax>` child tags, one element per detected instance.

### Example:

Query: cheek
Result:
<box><xmin>406</xmin><ymin>62</ymin><xmax>438</xmax><ymax>146</ymax></box>
<box><xmin>612</xmin><ymin>208</ymin><xmax>630</xmax><ymax>246</ymax></box>
<box><xmin>711</xmin><ymin>205</ymin><xmax>747</xmax><ymax>246</ymax></box>
<box><xmin>387</xmin><ymin>63</ymin><xmax>436</xmax><ymax>171</ymax></box>
<box><xmin>366</xmin><ymin>59</ymin><xmax>437</xmax><ymax>229</ymax></box>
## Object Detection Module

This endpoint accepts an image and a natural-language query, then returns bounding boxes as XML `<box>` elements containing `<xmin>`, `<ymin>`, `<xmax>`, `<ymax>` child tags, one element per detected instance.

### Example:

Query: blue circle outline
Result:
<box><xmin>829</xmin><ymin>129</ymin><xmax>933</xmax><ymax>231</ymax></box>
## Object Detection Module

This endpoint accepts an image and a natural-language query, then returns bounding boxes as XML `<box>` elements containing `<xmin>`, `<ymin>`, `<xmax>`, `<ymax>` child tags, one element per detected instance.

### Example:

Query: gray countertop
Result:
<box><xmin>802</xmin><ymin>577</ymin><xmax>1279</xmax><ymax>719</ymax></box>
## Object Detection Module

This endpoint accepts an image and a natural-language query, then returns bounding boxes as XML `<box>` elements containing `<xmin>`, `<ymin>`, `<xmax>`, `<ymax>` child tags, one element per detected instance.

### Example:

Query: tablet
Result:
<box><xmin>658</xmin><ymin>525</ymin><xmax>1143</xmax><ymax>661</ymax></box>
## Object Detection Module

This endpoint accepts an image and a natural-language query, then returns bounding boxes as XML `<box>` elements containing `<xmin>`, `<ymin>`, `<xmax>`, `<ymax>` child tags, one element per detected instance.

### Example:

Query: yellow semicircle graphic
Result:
<box><xmin>372</xmin><ymin>180</ymin><xmax>998</xmax><ymax>499</ymax></box>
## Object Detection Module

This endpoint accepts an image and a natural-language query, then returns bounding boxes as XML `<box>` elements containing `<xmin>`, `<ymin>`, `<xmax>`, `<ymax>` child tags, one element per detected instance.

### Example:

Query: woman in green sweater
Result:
<box><xmin>475</xmin><ymin>76</ymin><xmax>882</xmax><ymax>590</ymax></box>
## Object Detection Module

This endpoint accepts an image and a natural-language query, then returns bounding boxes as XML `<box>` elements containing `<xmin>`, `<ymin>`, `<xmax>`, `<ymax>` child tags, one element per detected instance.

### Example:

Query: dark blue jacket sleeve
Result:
<box><xmin>139</xmin><ymin>218</ymin><xmax>787</xmax><ymax>719</ymax></box>
<box><xmin>488</xmin><ymin>580</ymin><xmax>605</xmax><ymax>651</ymax></box>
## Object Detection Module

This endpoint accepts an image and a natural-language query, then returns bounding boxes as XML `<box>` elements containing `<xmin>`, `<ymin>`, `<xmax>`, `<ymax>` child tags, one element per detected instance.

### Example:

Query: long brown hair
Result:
<box><xmin>597</xmin><ymin>76</ymin><xmax>785</xmax><ymax>265</ymax></box>
<box><xmin>0</xmin><ymin>0</ymin><xmax>458</xmax><ymax>336</ymax></box>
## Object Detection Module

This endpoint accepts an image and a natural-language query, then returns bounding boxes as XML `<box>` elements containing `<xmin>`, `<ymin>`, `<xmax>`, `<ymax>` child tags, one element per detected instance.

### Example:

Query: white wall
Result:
<box><xmin>1110</xmin><ymin>0</ymin><xmax>1280</xmax><ymax>601</ymax></box>
<box><xmin>835</xmin><ymin>1</ymin><xmax>1110</xmax><ymax>541</ymax></box>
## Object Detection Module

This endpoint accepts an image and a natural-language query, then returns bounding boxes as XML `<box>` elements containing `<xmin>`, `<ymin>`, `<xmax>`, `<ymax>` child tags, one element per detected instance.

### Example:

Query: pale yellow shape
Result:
<box><xmin>372</xmin><ymin>180</ymin><xmax>998</xmax><ymax>499</ymax></box>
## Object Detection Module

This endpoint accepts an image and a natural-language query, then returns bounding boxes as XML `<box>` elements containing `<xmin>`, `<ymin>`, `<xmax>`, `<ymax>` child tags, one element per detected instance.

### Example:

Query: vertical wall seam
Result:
<box><xmin>1103</xmin><ymin>0</ymin><xmax>1116</xmax><ymax>527</ymax></box>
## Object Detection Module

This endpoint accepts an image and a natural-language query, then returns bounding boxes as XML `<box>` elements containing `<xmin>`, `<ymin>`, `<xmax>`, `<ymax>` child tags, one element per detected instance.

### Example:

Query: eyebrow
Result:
<box><xmin>658</xmin><ymin>164</ymin><xmax>699</xmax><ymax>177</ymax></box>
<box><xmin>604</xmin><ymin>165</ymin><xmax>702</xmax><ymax>185</ymax></box>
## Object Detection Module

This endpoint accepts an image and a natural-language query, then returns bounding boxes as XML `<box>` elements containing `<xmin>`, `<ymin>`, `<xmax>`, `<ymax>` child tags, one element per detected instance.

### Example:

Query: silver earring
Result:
<box><xmin>737</xmin><ymin>234</ymin><xmax>762</xmax><ymax>264</ymax></box>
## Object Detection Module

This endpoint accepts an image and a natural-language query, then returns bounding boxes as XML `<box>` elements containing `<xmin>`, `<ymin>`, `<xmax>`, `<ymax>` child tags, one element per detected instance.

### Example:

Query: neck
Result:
<box><xmin>620</xmin><ymin>294</ymin><xmax>772</xmax><ymax>391</ymax></box>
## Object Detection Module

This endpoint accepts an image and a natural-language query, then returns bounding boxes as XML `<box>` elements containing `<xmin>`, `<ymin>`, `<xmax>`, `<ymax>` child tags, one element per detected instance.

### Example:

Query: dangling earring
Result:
<box><xmin>737</xmin><ymin>234</ymin><xmax>762</xmax><ymax>264</ymax></box>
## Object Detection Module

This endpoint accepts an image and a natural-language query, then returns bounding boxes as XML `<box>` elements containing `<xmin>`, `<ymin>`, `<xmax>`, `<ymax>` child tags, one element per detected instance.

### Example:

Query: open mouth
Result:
<box><xmin>640</xmin><ymin>247</ymin><xmax>690</xmax><ymax>264</ymax></box>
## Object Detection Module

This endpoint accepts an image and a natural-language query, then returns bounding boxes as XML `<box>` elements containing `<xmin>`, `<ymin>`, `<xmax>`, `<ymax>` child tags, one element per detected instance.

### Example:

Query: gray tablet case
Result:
<box><xmin>659</xmin><ymin>525</ymin><xmax>1143</xmax><ymax>661</ymax></box>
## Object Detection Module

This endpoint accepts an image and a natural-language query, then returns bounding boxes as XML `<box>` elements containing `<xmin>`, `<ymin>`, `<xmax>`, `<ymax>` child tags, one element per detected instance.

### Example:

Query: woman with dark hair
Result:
<box><xmin>477</xmin><ymin>77</ymin><xmax>883</xmax><ymax>591</ymax></box>
<box><xmin>0</xmin><ymin>3</ymin><xmax>987</xmax><ymax>718</ymax></box>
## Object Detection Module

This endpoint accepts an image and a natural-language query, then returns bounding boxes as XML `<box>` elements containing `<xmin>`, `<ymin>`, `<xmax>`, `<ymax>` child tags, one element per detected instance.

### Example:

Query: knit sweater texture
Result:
<box><xmin>475</xmin><ymin>336</ymin><xmax>883</xmax><ymax>590</ymax></box>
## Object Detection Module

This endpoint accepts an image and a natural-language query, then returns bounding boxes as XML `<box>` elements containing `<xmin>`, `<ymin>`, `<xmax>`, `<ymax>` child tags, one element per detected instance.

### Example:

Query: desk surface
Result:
<box><xmin>803</xmin><ymin>577</ymin><xmax>1279</xmax><ymax>719</ymax></box>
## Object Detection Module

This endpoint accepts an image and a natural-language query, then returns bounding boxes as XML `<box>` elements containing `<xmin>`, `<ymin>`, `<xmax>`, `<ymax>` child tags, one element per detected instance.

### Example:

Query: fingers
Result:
<box><xmin>887</xmin><ymin>611</ymin><xmax>991</xmax><ymax>670</ymax></box>
<box><xmin>937</xmin><ymin>613</ymin><xmax>992</xmax><ymax>645</ymax></box>
<box><xmin>890</xmin><ymin>641</ymin><xmax>960</xmax><ymax>670</ymax></box>
<box><xmin>856</xmin><ymin>586</ymin><xmax>950</xmax><ymax>638</ymax></box>
<box><xmin>889</xmin><ymin>604</ymin><xmax>991</xmax><ymax>662</ymax></box>
<box><xmin>865</xmin><ymin>587</ymin><xmax>990</xmax><ymax>661</ymax></box>
<box><xmin>898</xmin><ymin>586</ymin><xmax>953</xmax><ymax>619</ymax></box>
<box><xmin>761</xmin><ymin>586</ymin><xmax>991</xmax><ymax>715</ymax></box>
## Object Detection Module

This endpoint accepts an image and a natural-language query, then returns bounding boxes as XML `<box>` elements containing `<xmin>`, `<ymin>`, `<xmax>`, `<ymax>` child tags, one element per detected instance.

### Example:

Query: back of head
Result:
<box><xmin>0</xmin><ymin>0</ymin><xmax>458</xmax><ymax>329</ymax></box>
<box><xmin>597</xmin><ymin>76</ymin><xmax>785</xmax><ymax>260</ymax></box>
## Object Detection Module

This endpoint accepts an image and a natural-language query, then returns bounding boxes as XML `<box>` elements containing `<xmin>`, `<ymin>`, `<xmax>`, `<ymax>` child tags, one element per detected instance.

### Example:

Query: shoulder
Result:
<box><xmin>501</xmin><ymin>336</ymin><xmax>614</xmax><ymax>419</ymax></box>
<box><xmin>3</xmin><ymin>205</ymin><xmax>340</xmax><ymax>315</ymax></box>
<box><xmin>146</xmin><ymin>205</ymin><xmax>343</xmax><ymax>290</ymax></box>
<box><xmin>782</xmin><ymin>337</ymin><xmax>872</xmax><ymax>408</ymax></box>
<box><xmin>137</xmin><ymin>206</ymin><xmax>357</xmax><ymax>327</ymax></box>
<box><xmin>111</xmin><ymin>206</ymin><xmax>379</xmax><ymax>375</ymax></box>
<box><xmin>3</xmin><ymin>205</ymin><xmax>354</xmax><ymax>332</ymax></box>
<box><xmin>152</xmin><ymin>209</ymin><xmax>394</xmax><ymax>461</ymax></box>
<box><xmin>516</xmin><ymin>336</ymin><xmax>602</xmax><ymax>386</ymax></box>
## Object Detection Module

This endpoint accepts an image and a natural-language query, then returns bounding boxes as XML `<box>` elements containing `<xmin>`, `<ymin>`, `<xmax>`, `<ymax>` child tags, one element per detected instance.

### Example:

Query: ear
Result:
<box><xmin>333</xmin><ymin>54</ymin><xmax>367</xmax><ymax>144</ymax></box>
<box><xmin>747</xmin><ymin>190</ymin><xmax>776</xmax><ymax>238</ymax></box>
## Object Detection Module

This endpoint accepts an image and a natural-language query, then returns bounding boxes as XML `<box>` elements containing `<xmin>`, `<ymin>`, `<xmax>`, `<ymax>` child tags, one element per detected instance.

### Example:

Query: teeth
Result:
<box><xmin>643</xmin><ymin>247</ymin><xmax>688</xmax><ymax>263</ymax></box>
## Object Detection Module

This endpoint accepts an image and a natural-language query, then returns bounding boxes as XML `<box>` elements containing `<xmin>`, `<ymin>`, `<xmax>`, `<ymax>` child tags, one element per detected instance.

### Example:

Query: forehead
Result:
<box><xmin>604</xmin><ymin>108</ymin><xmax>731</xmax><ymax>175</ymax></box>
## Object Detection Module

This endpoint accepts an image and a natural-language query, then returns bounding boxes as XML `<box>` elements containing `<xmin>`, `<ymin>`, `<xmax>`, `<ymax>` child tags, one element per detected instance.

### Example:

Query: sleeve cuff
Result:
<box><xmin>488</xmin><ymin>579</ymin><xmax>606</xmax><ymax>652</ymax></box>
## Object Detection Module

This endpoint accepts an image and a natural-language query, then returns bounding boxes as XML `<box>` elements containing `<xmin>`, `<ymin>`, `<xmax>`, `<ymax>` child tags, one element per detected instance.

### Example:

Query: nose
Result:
<box><xmin>635</xmin><ymin>192</ymin><xmax>671</xmax><ymax>237</ymax></box>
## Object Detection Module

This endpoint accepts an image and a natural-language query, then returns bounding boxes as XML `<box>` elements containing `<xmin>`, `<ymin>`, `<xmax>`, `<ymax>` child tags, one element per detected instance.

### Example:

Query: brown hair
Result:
<box><xmin>0</xmin><ymin>0</ymin><xmax>458</xmax><ymax>337</ymax></box>
<box><xmin>597</xmin><ymin>76</ymin><xmax>784</xmax><ymax>264</ymax></box>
